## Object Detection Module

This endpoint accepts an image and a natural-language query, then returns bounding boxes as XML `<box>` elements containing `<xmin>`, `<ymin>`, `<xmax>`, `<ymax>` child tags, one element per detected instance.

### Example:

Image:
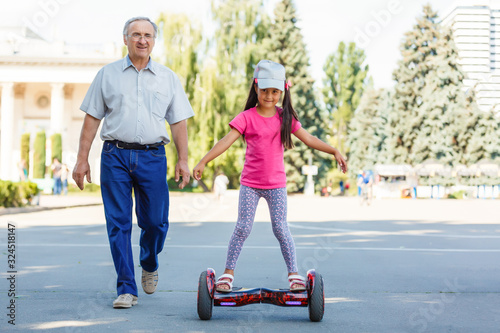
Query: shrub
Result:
<box><xmin>447</xmin><ymin>190</ymin><xmax>466</xmax><ymax>199</ymax></box>
<box><xmin>0</xmin><ymin>181</ymin><xmax>39</xmax><ymax>208</ymax></box>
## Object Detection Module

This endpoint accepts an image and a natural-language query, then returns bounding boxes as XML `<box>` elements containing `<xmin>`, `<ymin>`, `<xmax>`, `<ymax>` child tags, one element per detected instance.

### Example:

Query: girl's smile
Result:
<box><xmin>255</xmin><ymin>87</ymin><xmax>282</xmax><ymax>115</ymax></box>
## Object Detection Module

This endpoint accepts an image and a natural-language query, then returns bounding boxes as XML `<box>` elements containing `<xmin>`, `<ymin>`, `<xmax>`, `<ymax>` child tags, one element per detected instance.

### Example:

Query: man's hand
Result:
<box><xmin>175</xmin><ymin>160</ymin><xmax>190</xmax><ymax>189</ymax></box>
<box><xmin>170</xmin><ymin>120</ymin><xmax>190</xmax><ymax>189</ymax></box>
<box><xmin>72</xmin><ymin>159</ymin><xmax>91</xmax><ymax>190</ymax></box>
<box><xmin>72</xmin><ymin>114</ymin><xmax>101</xmax><ymax>190</ymax></box>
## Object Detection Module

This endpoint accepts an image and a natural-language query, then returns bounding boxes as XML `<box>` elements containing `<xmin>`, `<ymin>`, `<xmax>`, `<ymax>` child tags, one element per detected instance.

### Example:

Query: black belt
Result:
<box><xmin>106</xmin><ymin>140</ymin><xmax>163</xmax><ymax>150</ymax></box>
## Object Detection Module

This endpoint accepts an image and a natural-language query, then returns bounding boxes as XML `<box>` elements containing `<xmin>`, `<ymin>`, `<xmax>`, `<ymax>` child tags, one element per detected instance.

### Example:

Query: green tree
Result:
<box><xmin>156</xmin><ymin>13</ymin><xmax>203</xmax><ymax>181</ymax></box>
<box><xmin>156</xmin><ymin>13</ymin><xmax>202</xmax><ymax>102</ymax></box>
<box><xmin>391</xmin><ymin>5</ymin><xmax>470</xmax><ymax>166</ymax></box>
<box><xmin>20</xmin><ymin>133</ymin><xmax>30</xmax><ymax>178</ymax></box>
<box><xmin>462</xmin><ymin>109</ymin><xmax>500</xmax><ymax>164</ymax></box>
<box><xmin>51</xmin><ymin>133</ymin><xmax>62</xmax><ymax>162</ymax></box>
<box><xmin>410</xmin><ymin>26</ymin><xmax>468</xmax><ymax>165</ymax></box>
<box><xmin>347</xmin><ymin>88</ymin><xmax>391</xmax><ymax>174</ymax></box>
<box><xmin>33</xmin><ymin>131</ymin><xmax>46</xmax><ymax>178</ymax></box>
<box><xmin>266</xmin><ymin>0</ymin><xmax>327</xmax><ymax>192</ymax></box>
<box><xmin>323</xmin><ymin>41</ymin><xmax>369</xmax><ymax>156</ymax></box>
<box><xmin>390</xmin><ymin>5</ymin><xmax>440</xmax><ymax>164</ymax></box>
<box><xmin>191</xmin><ymin>0</ymin><xmax>270</xmax><ymax>190</ymax></box>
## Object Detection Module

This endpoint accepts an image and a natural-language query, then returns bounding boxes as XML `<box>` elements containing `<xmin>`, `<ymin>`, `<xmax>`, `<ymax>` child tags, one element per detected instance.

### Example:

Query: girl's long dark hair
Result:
<box><xmin>243</xmin><ymin>82</ymin><xmax>299</xmax><ymax>150</ymax></box>
<box><xmin>280</xmin><ymin>86</ymin><xmax>299</xmax><ymax>149</ymax></box>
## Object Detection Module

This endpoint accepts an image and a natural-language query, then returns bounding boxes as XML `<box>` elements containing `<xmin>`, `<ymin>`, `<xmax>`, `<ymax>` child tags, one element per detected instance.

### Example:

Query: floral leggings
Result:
<box><xmin>225</xmin><ymin>185</ymin><xmax>298</xmax><ymax>273</ymax></box>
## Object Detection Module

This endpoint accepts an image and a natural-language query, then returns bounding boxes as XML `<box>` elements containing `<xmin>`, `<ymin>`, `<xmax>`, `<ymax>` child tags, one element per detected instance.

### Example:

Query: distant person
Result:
<box><xmin>61</xmin><ymin>164</ymin><xmax>69</xmax><ymax>195</ymax></box>
<box><xmin>358</xmin><ymin>171</ymin><xmax>373</xmax><ymax>204</ymax></box>
<box><xmin>409</xmin><ymin>172</ymin><xmax>418</xmax><ymax>199</ymax></box>
<box><xmin>193</xmin><ymin>60</ymin><xmax>347</xmax><ymax>292</ymax></box>
<box><xmin>72</xmin><ymin>17</ymin><xmax>194</xmax><ymax>309</ymax></box>
<box><xmin>18</xmin><ymin>159</ymin><xmax>28</xmax><ymax>181</ymax></box>
<box><xmin>357</xmin><ymin>171</ymin><xmax>370</xmax><ymax>196</ymax></box>
<box><xmin>339</xmin><ymin>179</ymin><xmax>345</xmax><ymax>196</ymax></box>
<box><xmin>51</xmin><ymin>158</ymin><xmax>62</xmax><ymax>195</ymax></box>
<box><xmin>214</xmin><ymin>172</ymin><xmax>229</xmax><ymax>201</ymax></box>
<box><xmin>321</xmin><ymin>186</ymin><xmax>329</xmax><ymax>197</ymax></box>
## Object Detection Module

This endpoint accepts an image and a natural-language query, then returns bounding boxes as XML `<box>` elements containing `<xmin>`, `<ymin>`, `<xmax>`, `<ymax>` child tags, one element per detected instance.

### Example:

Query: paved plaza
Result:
<box><xmin>0</xmin><ymin>192</ymin><xmax>499</xmax><ymax>332</ymax></box>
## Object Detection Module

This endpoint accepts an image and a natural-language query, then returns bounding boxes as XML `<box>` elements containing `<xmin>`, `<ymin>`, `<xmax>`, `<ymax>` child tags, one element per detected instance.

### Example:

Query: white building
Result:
<box><xmin>0</xmin><ymin>26</ymin><xmax>120</xmax><ymax>184</ymax></box>
<box><xmin>441</xmin><ymin>0</ymin><xmax>500</xmax><ymax>112</ymax></box>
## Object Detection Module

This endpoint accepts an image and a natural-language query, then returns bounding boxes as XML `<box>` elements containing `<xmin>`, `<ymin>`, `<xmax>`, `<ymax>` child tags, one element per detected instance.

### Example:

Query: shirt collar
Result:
<box><xmin>122</xmin><ymin>55</ymin><xmax>157</xmax><ymax>75</ymax></box>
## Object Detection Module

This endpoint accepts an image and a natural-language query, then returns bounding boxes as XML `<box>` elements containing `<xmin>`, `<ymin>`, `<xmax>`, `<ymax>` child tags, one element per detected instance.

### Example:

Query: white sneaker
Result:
<box><xmin>113</xmin><ymin>293</ymin><xmax>138</xmax><ymax>308</ymax></box>
<box><xmin>142</xmin><ymin>269</ymin><xmax>158</xmax><ymax>294</ymax></box>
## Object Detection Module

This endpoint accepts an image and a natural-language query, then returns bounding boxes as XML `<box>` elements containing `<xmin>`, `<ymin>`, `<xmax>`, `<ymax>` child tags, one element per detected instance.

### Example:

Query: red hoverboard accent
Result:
<box><xmin>307</xmin><ymin>269</ymin><xmax>316</xmax><ymax>298</ymax></box>
<box><xmin>213</xmin><ymin>287</ymin><xmax>308</xmax><ymax>307</ymax></box>
<box><xmin>206</xmin><ymin>268</ymin><xmax>215</xmax><ymax>297</ymax></box>
<box><xmin>261</xmin><ymin>288</ymin><xmax>308</xmax><ymax>306</ymax></box>
<box><xmin>214</xmin><ymin>288</ymin><xmax>263</xmax><ymax>307</ymax></box>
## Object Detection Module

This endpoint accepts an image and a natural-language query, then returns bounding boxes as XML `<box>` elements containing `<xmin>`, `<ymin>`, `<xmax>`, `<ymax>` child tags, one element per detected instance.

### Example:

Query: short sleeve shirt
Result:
<box><xmin>229</xmin><ymin>107</ymin><xmax>301</xmax><ymax>189</ymax></box>
<box><xmin>80</xmin><ymin>56</ymin><xmax>194</xmax><ymax>144</ymax></box>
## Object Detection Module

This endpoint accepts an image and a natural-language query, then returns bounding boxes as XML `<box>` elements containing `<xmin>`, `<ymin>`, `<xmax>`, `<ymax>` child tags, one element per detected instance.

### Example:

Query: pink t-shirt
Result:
<box><xmin>229</xmin><ymin>107</ymin><xmax>301</xmax><ymax>189</ymax></box>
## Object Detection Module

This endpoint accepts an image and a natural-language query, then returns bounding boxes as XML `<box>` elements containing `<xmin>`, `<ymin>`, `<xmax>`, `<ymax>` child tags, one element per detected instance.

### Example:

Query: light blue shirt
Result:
<box><xmin>80</xmin><ymin>56</ymin><xmax>194</xmax><ymax>144</ymax></box>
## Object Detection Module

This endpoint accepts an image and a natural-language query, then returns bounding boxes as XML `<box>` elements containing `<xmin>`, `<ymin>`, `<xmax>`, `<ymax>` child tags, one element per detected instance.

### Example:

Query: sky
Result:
<box><xmin>3</xmin><ymin>0</ymin><xmax>457</xmax><ymax>89</ymax></box>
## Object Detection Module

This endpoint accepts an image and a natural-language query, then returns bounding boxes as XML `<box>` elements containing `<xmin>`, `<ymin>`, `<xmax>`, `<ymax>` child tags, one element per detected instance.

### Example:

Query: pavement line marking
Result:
<box><xmin>13</xmin><ymin>225</ymin><xmax>105</xmax><ymax>231</ymax></box>
<box><xmin>10</xmin><ymin>243</ymin><xmax>500</xmax><ymax>252</ymax></box>
<box><xmin>289</xmin><ymin>224</ymin><xmax>500</xmax><ymax>239</ymax></box>
<box><xmin>14</xmin><ymin>224</ymin><xmax>500</xmax><ymax>239</ymax></box>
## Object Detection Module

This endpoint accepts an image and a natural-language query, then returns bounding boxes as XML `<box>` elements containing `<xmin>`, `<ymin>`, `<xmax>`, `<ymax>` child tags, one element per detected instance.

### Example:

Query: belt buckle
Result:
<box><xmin>115</xmin><ymin>141</ymin><xmax>125</xmax><ymax>149</ymax></box>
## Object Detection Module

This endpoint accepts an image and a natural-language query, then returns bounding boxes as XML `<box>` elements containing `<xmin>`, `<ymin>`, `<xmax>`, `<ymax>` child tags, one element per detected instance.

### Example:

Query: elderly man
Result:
<box><xmin>73</xmin><ymin>17</ymin><xmax>194</xmax><ymax>308</ymax></box>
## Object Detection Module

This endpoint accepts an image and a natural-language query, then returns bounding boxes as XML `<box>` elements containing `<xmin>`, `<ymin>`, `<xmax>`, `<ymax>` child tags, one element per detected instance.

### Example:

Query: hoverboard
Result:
<box><xmin>197</xmin><ymin>268</ymin><xmax>325</xmax><ymax>321</ymax></box>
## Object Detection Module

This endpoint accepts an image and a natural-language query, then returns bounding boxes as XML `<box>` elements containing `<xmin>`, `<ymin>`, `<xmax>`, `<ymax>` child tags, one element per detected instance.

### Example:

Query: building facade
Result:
<box><xmin>0</xmin><ymin>26</ymin><xmax>120</xmax><ymax>184</ymax></box>
<box><xmin>441</xmin><ymin>0</ymin><xmax>500</xmax><ymax>112</ymax></box>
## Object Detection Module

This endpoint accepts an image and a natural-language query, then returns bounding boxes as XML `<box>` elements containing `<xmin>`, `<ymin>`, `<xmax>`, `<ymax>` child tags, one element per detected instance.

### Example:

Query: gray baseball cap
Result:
<box><xmin>253</xmin><ymin>60</ymin><xmax>286</xmax><ymax>91</ymax></box>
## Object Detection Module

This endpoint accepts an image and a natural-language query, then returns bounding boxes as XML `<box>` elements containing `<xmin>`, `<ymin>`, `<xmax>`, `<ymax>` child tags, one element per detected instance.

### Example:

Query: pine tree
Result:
<box><xmin>411</xmin><ymin>25</ymin><xmax>468</xmax><ymax>165</ymax></box>
<box><xmin>463</xmin><ymin>110</ymin><xmax>500</xmax><ymax>163</ymax></box>
<box><xmin>374</xmin><ymin>90</ymin><xmax>393</xmax><ymax>165</ymax></box>
<box><xmin>391</xmin><ymin>5</ymin><xmax>471</xmax><ymax>166</ymax></box>
<box><xmin>347</xmin><ymin>88</ymin><xmax>390</xmax><ymax>174</ymax></box>
<box><xmin>266</xmin><ymin>0</ymin><xmax>328</xmax><ymax>192</ymax></box>
<box><xmin>391</xmin><ymin>5</ymin><xmax>440</xmax><ymax>164</ymax></box>
<box><xmin>481</xmin><ymin>111</ymin><xmax>500</xmax><ymax>161</ymax></box>
<box><xmin>323</xmin><ymin>41</ymin><xmax>369</xmax><ymax>156</ymax></box>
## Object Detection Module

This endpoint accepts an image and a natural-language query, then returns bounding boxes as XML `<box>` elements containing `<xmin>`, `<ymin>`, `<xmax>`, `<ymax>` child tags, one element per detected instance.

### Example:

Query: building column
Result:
<box><xmin>50</xmin><ymin>83</ymin><xmax>65</xmax><ymax>135</ymax></box>
<box><xmin>1</xmin><ymin>82</ymin><xmax>15</xmax><ymax>180</ymax></box>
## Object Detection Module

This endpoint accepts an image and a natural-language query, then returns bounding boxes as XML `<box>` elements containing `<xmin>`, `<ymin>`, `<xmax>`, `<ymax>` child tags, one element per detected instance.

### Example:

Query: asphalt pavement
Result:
<box><xmin>1</xmin><ymin>192</ymin><xmax>499</xmax><ymax>332</ymax></box>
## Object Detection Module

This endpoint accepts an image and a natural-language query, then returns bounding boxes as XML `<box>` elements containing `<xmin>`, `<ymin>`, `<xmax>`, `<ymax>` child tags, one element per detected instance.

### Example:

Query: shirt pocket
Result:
<box><xmin>153</xmin><ymin>91</ymin><xmax>172</xmax><ymax>119</ymax></box>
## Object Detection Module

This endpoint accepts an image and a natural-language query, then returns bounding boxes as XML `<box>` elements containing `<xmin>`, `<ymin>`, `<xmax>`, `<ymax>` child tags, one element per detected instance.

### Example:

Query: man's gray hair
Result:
<box><xmin>123</xmin><ymin>17</ymin><xmax>158</xmax><ymax>37</ymax></box>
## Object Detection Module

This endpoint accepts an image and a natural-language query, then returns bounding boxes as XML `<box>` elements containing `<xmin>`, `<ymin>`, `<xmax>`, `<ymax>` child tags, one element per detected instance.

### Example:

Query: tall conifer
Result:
<box><xmin>391</xmin><ymin>5</ymin><xmax>472</xmax><ymax>166</ymax></box>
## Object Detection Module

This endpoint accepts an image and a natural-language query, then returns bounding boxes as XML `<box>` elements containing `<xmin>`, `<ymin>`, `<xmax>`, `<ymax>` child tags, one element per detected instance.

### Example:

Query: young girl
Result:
<box><xmin>193</xmin><ymin>60</ymin><xmax>347</xmax><ymax>292</ymax></box>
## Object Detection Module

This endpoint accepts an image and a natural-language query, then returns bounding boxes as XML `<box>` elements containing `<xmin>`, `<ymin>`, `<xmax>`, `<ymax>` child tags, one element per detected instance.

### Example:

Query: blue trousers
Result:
<box><xmin>100</xmin><ymin>142</ymin><xmax>169</xmax><ymax>296</ymax></box>
<box><xmin>53</xmin><ymin>177</ymin><xmax>62</xmax><ymax>195</ymax></box>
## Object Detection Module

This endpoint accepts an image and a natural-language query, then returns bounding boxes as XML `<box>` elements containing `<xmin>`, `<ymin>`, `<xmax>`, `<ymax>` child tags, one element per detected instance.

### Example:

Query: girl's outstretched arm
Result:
<box><xmin>193</xmin><ymin>128</ymin><xmax>242</xmax><ymax>180</ymax></box>
<box><xmin>293</xmin><ymin>127</ymin><xmax>347</xmax><ymax>173</ymax></box>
